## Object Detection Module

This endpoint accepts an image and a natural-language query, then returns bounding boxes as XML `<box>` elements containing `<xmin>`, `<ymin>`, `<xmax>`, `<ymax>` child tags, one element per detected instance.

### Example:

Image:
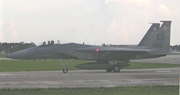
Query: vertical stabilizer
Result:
<box><xmin>138</xmin><ymin>21</ymin><xmax>171</xmax><ymax>51</ymax></box>
<box><xmin>138</xmin><ymin>23</ymin><xmax>160</xmax><ymax>46</ymax></box>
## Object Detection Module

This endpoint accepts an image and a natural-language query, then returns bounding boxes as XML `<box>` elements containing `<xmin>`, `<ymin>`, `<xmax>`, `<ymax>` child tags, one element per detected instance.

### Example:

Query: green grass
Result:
<box><xmin>0</xmin><ymin>60</ymin><xmax>180</xmax><ymax>72</ymax></box>
<box><xmin>0</xmin><ymin>56</ymin><xmax>5</xmax><ymax>58</ymax></box>
<box><xmin>0</xmin><ymin>85</ymin><xmax>178</xmax><ymax>95</ymax></box>
<box><xmin>0</xmin><ymin>60</ymin><xmax>88</xmax><ymax>72</ymax></box>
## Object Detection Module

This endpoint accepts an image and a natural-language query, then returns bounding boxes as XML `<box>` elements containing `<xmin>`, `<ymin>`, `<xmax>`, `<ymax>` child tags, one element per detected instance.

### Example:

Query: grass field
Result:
<box><xmin>0</xmin><ymin>60</ymin><xmax>180</xmax><ymax>72</ymax></box>
<box><xmin>0</xmin><ymin>85</ymin><xmax>178</xmax><ymax>95</ymax></box>
<box><xmin>0</xmin><ymin>56</ymin><xmax>5</xmax><ymax>58</ymax></box>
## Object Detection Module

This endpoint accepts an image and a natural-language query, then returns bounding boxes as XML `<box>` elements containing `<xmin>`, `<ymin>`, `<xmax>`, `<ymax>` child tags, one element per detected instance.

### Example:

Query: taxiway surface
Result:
<box><xmin>0</xmin><ymin>68</ymin><xmax>179</xmax><ymax>88</ymax></box>
<box><xmin>0</xmin><ymin>55</ymin><xmax>180</xmax><ymax>88</ymax></box>
<box><xmin>132</xmin><ymin>55</ymin><xmax>180</xmax><ymax>64</ymax></box>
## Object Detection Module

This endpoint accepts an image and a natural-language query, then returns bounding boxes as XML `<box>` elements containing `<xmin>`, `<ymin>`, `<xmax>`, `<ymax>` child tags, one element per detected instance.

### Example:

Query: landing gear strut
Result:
<box><xmin>60</xmin><ymin>59</ymin><xmax>68</xmax><ymax>73</ymax></box>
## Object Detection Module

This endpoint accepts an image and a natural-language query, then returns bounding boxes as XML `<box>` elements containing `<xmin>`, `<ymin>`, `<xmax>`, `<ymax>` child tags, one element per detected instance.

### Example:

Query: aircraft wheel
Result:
<box><xmin>106</xmin><ymin>69</ymin><xmax>112</xmax><ymax>72</ymax></box>
<box><xmin>113</xmin><ymin>65</ymin><xmax>120</xmax><ymax>72</ymax></box>
<box><xmin>63</xmin><ymin>68</ymin><xmax>68</xmax><ymax>73</ymax></box>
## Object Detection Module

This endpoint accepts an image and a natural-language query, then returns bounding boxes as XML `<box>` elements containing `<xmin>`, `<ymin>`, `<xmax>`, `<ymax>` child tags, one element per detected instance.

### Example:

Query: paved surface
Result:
<box><xmin>132</xmin><ymin>55</ymin><xmax>180</xmax><ymax>64</ymax></box>
<box><xmin>0</xmin><ymin>58</ymin><xmax>15</xmax><ymax>60</ymax></box>
<box><xmin>0</xmin><ymin>55</ymin><xmax>180</xmax><ymax>88</ymax></box>
<box><xmin>0</xmin><ymin>68</ymin><xmax>179</xmax><ymax>88</ymax></box>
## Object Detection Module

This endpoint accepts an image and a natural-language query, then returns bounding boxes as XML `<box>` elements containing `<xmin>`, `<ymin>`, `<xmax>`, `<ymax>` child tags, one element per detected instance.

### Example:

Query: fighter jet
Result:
<box><xmin>7</xmin><ymin>21</ymin><xmax>173</xmax><ymax>73</ymax></box>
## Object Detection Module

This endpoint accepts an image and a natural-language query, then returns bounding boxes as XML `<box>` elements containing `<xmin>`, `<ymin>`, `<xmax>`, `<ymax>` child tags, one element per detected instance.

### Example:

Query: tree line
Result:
<box><xmin>170</xmin><ymin>45</ymin><xmax>180</xmax><ymax>51</ymax></box>
<box><xmin>0</xmin><ymin>42</ymin><xmax>36</xmax><ymax>53</ymax></box>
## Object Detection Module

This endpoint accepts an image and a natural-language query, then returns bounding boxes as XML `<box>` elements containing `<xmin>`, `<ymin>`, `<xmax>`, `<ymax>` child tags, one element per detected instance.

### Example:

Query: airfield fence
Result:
<box><xmin>0</xmin><ymin>85</ymin><xmax>179</xmax><ymax>95</ymax></box>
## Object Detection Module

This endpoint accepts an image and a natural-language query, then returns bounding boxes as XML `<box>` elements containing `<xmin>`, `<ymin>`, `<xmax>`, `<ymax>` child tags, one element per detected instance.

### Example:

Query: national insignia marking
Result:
<box><xmin>153</xmin><ymin>27</ymin><xmax>157</xmax><ymax>31</ymax></box>
<box><xmin>163</xmin><ymin>26</ymin><xmax>168</xmax><ymax>30</ymax></box>
<box><xmin>88</xmin><ymin>54</ymin><xmax>92</xmax><ymax>59</ymax></box>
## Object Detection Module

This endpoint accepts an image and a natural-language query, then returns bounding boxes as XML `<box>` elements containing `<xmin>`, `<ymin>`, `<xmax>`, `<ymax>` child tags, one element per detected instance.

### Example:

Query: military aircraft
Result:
<box><xmin>7</xmin><ymin>21</ymin><xmax>173</xmax><ymax>73</ymax></box>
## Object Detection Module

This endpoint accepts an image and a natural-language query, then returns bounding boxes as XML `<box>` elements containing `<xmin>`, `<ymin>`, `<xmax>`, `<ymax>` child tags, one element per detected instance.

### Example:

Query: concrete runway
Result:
<box><xmin>0</xmin><ymin>68</ymin><xmax>179</xmax><ymax>88</ymax></box>
<box><xmin>132</xmin><ymin>55</ymin><xmax>180</xmax><ymax>64</ymax></box>
<box><xmin>0</xmin><ymin>55</ymin><xmax>180</xmax><ymax>88</ymax></box>
<box><xmin>0</xmin><ymin>58</ymin><xmax>15</xmax><ymax>60</ymax></box>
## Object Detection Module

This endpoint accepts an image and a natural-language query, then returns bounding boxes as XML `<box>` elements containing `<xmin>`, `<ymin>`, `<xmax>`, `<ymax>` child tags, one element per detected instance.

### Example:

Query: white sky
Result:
<box><xmin>0</xmin><ymin>0</ymin><xmax>180</xmax><ymax>45</ymax></box>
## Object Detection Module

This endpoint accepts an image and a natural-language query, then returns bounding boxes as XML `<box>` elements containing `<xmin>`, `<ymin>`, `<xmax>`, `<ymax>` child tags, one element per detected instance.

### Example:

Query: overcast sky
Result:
<box><xmin>0</xmin><ymin>0</ymin><xmax>180</xmax><ymax>45</ymax></box>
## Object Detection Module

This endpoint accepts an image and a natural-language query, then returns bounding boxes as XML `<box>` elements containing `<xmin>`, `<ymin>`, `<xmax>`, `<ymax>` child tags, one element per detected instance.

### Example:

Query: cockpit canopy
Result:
<box><xmin>38</xmin><ymin>40</ymin><xmax>60</xmax><ymax>47</ymax></box>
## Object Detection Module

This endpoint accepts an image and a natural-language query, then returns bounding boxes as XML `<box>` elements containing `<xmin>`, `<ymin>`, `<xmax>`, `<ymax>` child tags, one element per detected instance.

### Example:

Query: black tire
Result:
<box><xmin>63</xmin><ymin>68</ymin><xmax>68</xmax><ymax>73</ymax></box>
<box><xmin>113</xmin><ymin>65</ymin><xmax>120</xmax><ymax>72</ymax></box>
<box><xmin>106</xmin><ymin>69</ymin><xmax>112</xmax><ymax>72</ymax></box>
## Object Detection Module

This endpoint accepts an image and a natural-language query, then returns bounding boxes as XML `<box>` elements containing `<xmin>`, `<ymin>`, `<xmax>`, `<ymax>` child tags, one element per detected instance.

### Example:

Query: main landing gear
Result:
<box><xmin>105</xmin><ymin>60</ymin><xmax>129</xmax><ymax>73</ymax></box>
<box><xmin>106</xmin><ymin>65</ymin><xmax>121</xmax><ymax>73</ymax></box>
<box><xmin>113</xmin><ymin>65</ymin><xmax>121</xmax><ymax>72</ymax></box>
<box><xmin>60</xmin><ymin>59</ymin><xmax>68</xmax><ymax>73</ymax></box>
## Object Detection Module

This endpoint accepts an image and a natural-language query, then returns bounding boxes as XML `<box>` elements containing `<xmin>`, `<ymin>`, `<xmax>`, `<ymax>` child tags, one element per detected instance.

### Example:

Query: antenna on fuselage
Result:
<box><xmin>57</xmin><ymin>40</ymin><xmax>60</xmax><ymax>44</ymax></box>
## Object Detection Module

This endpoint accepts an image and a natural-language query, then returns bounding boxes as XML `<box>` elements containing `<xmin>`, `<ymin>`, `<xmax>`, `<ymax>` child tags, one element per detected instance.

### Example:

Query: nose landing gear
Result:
<box><xmin>60</xmin><ymin>59</ymin><xmax>68</xmax><ymax>73</ymax></box>
<box><xmin>63</xmin><ymin>67</ymin><xmax>68</xmax><ymax>73</ymax></box>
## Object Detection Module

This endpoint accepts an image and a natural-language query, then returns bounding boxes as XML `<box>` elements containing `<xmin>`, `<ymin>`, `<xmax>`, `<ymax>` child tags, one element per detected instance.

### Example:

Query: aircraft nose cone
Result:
<box><xmin>7</xmin><ymin>49</ymin><xmax>28</xmax><ymax>59</ymax></box>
